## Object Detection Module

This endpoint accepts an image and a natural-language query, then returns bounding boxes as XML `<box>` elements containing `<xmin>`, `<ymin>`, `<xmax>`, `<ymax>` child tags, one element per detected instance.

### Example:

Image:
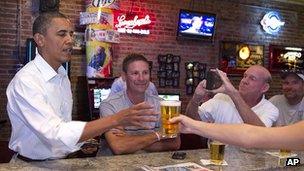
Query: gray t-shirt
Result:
<box><xmin>269</xmin><ymin>95</ymin><xmax>304</xmax><ymax>126</ymax></box>
<box><xmin>98</xmin><ymin>90</ymin><xmax>161</xmax><ymax>155</ymax></box>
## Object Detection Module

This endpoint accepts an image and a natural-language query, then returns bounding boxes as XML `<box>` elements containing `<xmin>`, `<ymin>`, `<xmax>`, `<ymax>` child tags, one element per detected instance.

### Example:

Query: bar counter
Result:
<box><xmin>0</xmin><ymin>146</ymin><xmax>303</xmax><ymax>170</ymax></box>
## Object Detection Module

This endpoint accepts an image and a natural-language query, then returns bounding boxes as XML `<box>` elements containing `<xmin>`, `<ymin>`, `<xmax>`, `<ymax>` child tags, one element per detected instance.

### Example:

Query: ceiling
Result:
<box><xmin>273</xmin><ymin>0</ymin><xmax>304</xmax><ymax>5</ymax></box>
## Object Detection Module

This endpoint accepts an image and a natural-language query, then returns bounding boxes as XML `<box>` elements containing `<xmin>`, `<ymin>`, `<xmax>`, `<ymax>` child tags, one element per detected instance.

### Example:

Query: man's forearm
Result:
<box><xmin>79</xmin><ymin>115</ymin><xmax>120</xmax><ymax>142</ymax></box>
<box><xmin>106</xmin><ymin>132</ymin><xmax>159</xmax><ymax>155</ymax></box>
<box><xmin>192</xmin><ymin>121</ymin><xmax>258</xmax><ymax>149</ymax></box>
<box><xmin>229</xmin><ymin>92</ymin><xmax>265</xmax><ymax>126</ymax></box>
<box><xmin>185</xmin><ymin>96</ymin><xmax>203</xmax><ymax>120</ymax></box>
<box><xmin>144</xmin><ymin>136</ymin><xmax>181</xmax><ymax>152</ymax></box>
<box><xmin>194</xmin><ymin>120</ymin><xmax>304</xmax><ymax>150</ymax></box>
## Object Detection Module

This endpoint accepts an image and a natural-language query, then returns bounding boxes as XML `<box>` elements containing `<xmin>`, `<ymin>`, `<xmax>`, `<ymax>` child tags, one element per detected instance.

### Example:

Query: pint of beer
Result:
<box><xmin>160</xmin><ymin>100</ymin><xmax>181</xmax><ymax>138</ymax></box>
<box><xmin>210</xmin><ymin>140</ymin><xmax>225</xmax><ymax>164</ymax></box>
<box><xmin>279</xmin><ymin>149</ymin><xmax>291</xmax><ymax>157</ymax></box>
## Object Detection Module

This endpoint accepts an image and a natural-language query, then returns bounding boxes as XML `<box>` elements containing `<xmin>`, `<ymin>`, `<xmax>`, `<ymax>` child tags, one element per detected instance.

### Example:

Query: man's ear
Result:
<box><xmin>121</xmin><ymin>72</ymin><xmax>126</xmax><ymax>81</ymax></box>
<box><xmin>33</xmin><ymin>33</ymin><xmax>45</xmax><ymax>47</ymax></box>
<box><xmin>261</xmin><ymin>83</ymin><xmax>270</xmax><ymax>94</ymax></box>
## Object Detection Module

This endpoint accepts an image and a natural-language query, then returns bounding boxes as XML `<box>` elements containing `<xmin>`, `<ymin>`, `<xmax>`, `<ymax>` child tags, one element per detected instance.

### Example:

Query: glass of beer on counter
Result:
<box><xmin>160</xmin><ymin>100</ymin><xmax>181</xmax><ymax>138</ymax></box>
<box><xmin>209</xmin><ymin>140</ymin><xmax>226</xmax><ymax>164</ymax></box>
<box><xmin>279</xmin><ymin>149</ymin><xmax>291</xmax><ymax>157</ymax></box>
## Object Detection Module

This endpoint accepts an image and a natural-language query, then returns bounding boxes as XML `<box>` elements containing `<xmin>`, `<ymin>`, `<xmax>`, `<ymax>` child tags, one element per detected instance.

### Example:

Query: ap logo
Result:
<box><xmin>286</xmin><ymin>158</ymin><xmax>300</xmax><ymax>166</ymax></box>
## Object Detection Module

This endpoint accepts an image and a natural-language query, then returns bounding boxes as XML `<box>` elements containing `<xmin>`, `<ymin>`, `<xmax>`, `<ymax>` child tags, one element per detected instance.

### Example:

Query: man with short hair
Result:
<box><xmin>99</xmin><ymin>53</ymin><xmax>180</xmax><ymax>155</ymax></box>
<box><xmin>270</xmin><ymin>70</ymin><xmax>304</xmax><ymax>126</ymax></box>
<box><xmin>6</xmin><ymin>12</ymin><xmax>156</xmax><ymax>161</ymax></box>
<box><xmin>186</xmin><ymin>65</ymin><xmax>279</xmax><ymax>127</ymax></box>
<box><xmin>109</xmin><ymin>76</ymin><xmax>158</xmax><ymax>96</ymax></box>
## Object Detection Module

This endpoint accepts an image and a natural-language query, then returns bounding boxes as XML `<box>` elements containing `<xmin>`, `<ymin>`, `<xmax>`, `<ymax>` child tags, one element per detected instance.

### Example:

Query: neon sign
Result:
<box><xmin>283</xmin><ymin>52</ymin><xmax>302</xmax><ymax>61</ymax></box>
<box><xmin>115</xmin><ymin>14</ymin><xmax>151</xmax><ymax>35</ymax></box>
<box><xmin>260</xmin><ymin>11</ymin><xmax>285</xmax><ymax>35</ymax></box>
<box><xmin>91</xmin><ymin>0</ymin><xmax>116</xmax><ymax>7</ymax></box>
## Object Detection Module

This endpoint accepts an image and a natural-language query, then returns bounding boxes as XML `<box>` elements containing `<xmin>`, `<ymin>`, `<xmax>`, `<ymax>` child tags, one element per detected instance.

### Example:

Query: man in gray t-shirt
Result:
<box><xmin>99</xmin><ymin>53</ymin><xmax>180</xmax><ymax>155</ymax></box>
<box><xmin>270</xmin><ymin>71</ymin><xmax>304</xmax><ymax>126</ymax></box>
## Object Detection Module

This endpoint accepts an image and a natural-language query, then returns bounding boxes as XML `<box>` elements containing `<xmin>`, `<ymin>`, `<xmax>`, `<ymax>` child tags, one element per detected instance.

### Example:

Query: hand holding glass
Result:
<box><xmin>160</xmin><ymin>100</ymin><xmax>181</xmax><ymax>138</ymax></box>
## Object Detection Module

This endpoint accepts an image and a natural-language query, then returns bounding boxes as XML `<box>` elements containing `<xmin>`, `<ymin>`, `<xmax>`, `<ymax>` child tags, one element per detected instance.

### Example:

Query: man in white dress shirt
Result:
<box><xmin>6</xmin><ymin>12</ymin><xmax>157</xmax><ymax>161</ymax></box>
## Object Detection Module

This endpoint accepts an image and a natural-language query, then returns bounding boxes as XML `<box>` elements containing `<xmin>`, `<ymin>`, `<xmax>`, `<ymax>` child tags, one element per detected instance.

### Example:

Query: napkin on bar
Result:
<box><xmin>266</xmin><ymin>151</ymin><xmax>297</xmax><ymax>158</ymax></box>
<box><xmin>200</xmin><ymin>159</ymin><xmax>228</xmax><ymax>166</ymax></box>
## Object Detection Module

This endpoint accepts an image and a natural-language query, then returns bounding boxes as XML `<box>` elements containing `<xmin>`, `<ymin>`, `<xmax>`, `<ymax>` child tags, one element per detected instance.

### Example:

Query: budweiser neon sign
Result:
<box><xmin>115</xmin><ymin>14</ymin><xmax>151</xmax><ymax>35</ymax></box>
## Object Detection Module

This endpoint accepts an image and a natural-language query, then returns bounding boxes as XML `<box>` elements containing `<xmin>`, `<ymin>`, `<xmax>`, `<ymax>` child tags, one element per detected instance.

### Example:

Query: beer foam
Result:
<box><xmin>160</xmin><ymin>100</ymin><xmax>181</xmax><ymax>106</ymax></box>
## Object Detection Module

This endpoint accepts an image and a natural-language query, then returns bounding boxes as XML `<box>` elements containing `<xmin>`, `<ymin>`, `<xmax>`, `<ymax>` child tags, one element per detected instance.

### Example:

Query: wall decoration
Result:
<box><xmin>81</xmin><ymin>1</ymin><xmax>121</xmax><ymax>78</ymax></box>
<box><xmin>269</xmin><ymin>45</ymin><xmax>303</xmax><ymax>72</ymax></box>
<box><xmin>85</xmin><ymin>27</ymin><xmax>120</xmax><ymax>43</ymax></box>
<box><xmin>185</xmin><ymin>62</ymin><xmax>207</xmax><ymax>95</ymax></box>
<box><xmin>157</xmin><ymin>54</ymin><xmax>180</xmax><ymax>88</ymax></box>
<box><xmin>114</xmin><ymin>13</ymin><xmax>152</xmax><ymax>35</ymax></box>
<box><xmin>86</xmin><ymin>41</ymin><xmax>112</xmax><ymax>78</ymax></box>
<box><xmin>85</xmin><ymin>0</ymin><xmax>119</xmax><ymax>9</ymax></box>
<box><xmin>80</xmin><ymin>10</ymin><xmax>114</xmax><ymax>26</ymax></box>
<box><xmin>73</xmin><ymin>32</ymin><xmax>85</xmax><ymax>50</ymax></box>
<box><xmin>260</xmin><ymin>11</ymin><xmax>285</xmax><ymax>35</ymax></box>
<box><xmin>219</xmin><ymin>41</ymin><xmax>264</xmax><ymax>75</ymax></box>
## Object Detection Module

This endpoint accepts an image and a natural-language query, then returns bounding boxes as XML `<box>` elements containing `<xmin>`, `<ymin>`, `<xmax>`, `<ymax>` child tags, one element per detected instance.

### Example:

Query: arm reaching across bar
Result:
<box><xmin>79</xmin><ymin>102</ymin><xmax>158</xmax><ymax>142</ymax></box>
<box><xmin>170</xmin><ymin>115</ymin><xmax>304</xmax><ymax>150</ymax></box>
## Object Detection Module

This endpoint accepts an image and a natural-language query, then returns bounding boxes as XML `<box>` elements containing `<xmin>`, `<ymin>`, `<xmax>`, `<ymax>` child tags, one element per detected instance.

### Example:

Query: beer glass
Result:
<box><xmin>160</xmin><ymin>100</ymin><xmax>181</xmax><ymax>138</ymax></box>
<box><xmin>209</xmin><ymin>140</ymin><xmax>225</xmax><ymax>164</ymax></box>
<box><xmin>279</xmin><ymin>149</ymin><xmax>291</xmax><ymax>157</ymax></box>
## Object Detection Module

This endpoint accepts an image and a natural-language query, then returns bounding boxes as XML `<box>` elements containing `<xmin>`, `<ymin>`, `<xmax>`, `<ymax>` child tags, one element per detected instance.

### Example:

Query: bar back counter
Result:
<box><xmin>0</xmin><ymin>146</ymin><xmax>303</xmax><ymax>170</ymax></box>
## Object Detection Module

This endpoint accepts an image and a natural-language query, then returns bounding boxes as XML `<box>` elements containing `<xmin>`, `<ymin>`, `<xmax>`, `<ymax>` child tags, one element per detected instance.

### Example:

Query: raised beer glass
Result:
<box><xmin>160</xmin><ymin>100</ymin><xmax>181</xmax><ymax>138</ymax></box>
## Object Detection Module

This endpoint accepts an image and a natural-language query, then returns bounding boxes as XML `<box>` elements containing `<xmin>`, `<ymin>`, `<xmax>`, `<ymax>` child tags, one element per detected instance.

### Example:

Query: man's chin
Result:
<box><xmin>284</xmin><ymin>93</ymin><xmax>295</xmax><ymax>99</ymax></box>
<box><xmin>135</xmin><ymin>88</ymin><xmax>147</xmax><ymax>94</ymax></box>
<box><xmin>63</xmin><ymin>55</ymin><xmax>72</xmax><ymax>62</ymax></box>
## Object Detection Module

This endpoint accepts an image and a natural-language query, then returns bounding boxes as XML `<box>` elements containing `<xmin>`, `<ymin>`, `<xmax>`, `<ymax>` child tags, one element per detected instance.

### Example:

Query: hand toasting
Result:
<box><xmin>116</xmin><ymin>102</ymin><xmax>158</xmax><ymax>129</ymax></box>
<box><xmin>169</xmin><ymin>115</ymin><xmax>198</xmax><ymax>134</ymax></box>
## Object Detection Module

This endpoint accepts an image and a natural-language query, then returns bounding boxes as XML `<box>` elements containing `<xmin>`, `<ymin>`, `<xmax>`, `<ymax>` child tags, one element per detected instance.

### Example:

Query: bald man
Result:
<box><xmin>186</xmin><ymin>65</ymin><xmax>279</xmax><ymax>127</ymax></box>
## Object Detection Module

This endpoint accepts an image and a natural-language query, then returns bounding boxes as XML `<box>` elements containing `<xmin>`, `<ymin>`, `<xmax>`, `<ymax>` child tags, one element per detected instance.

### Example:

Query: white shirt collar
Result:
<box><xmin>252</xmin><ymin>94</ymin><xmax>266</xmax><ymax>109</ymax></box>
<box><xmin>33</xmin><ymin>53</ymin><xmax>67</xmax><ymax>82</ymax></box>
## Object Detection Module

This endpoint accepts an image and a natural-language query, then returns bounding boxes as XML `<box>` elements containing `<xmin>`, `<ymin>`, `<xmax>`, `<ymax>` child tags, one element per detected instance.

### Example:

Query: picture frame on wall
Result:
<box><xmin>269</xmin><ymin>45</ymin><xmax>304</xmax><ymax>72</ymax></box>
<box><xmin>219</xmin><ymin>41</ymin><xmax>264</xmax><ymax>75</ymax></box>
<box><xmin>73</xmin><ymin>32</ymin><xmax>85</xmax><ymax>50</ymax></box>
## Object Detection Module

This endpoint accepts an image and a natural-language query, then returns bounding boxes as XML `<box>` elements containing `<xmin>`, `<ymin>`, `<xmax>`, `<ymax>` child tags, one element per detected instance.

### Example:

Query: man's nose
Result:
<box><xmin>66</xmin><ymin>34</ymin><xmax>73</xmax><ymax>44</ymax></box>
<box><xmin>283</xmin><ymin>84</ymin><xmax>292</xmax><ymax>90</ymax></box>
<box><xmin>241</xmin><ymin>77</ymin><xmax>248</xmax><ymax>84</ymax></box>
<box><xmin>138</xmin><ymin>74</ymin><xmax>145</xmax><ymax>80</ymax></box>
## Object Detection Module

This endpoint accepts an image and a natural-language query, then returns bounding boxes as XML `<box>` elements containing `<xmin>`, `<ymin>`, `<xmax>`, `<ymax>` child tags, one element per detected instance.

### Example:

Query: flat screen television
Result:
<box><xmin>177</xmin><ymin>9</ymin><xmax>216</xmax><ymax>41</ymax></box>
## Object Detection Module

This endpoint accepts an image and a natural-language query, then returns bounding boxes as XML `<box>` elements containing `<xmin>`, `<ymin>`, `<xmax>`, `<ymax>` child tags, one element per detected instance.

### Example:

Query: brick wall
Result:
<box><xmin>0</xmin><ymin>0</ymin><xmax>303</xmax><ymax>141</ymax></box>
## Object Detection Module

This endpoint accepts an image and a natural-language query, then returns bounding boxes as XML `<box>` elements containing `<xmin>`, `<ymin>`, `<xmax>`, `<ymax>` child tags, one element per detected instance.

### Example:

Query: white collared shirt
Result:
<box><xmin>6</xmin><ymin>53</ymin><xmax>86</xmax><ymax>160</ymax></box>
<box><xmin>198</xmin><ymin>93</ymin><xmax>279</xmax><ymax>127</ymax></box>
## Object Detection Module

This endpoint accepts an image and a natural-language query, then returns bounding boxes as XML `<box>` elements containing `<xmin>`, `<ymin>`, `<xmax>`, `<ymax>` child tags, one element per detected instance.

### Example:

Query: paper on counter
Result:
<box><xmin>200</xmin><ymin>159</ymin><xmax>228</xmax><ymax>166</ymax></box>
<box><xmin>266</xmin><ymin>151</ymin><xmax>297</xmax><ymax>158</ymax></box>
<box><xmin>140</xmin><ymin>162</ymin><xmax>212</xmax><ymax>171</ymax></box>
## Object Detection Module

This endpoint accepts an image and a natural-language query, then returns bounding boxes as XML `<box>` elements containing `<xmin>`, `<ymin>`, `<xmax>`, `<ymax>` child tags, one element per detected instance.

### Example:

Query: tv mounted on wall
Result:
<box><xmin>177</xmin><ymin>9</ymin><xmax>216</xmax><ymax>41</ymax></box>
